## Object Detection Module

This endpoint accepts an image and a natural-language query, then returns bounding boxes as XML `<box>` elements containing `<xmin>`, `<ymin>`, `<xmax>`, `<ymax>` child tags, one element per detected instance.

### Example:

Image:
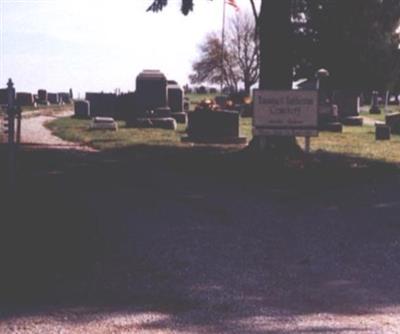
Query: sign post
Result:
<box><xmin>253</xmin><ymin>90</ymin><xmax>319</xmax><ymax>151</ymax></box>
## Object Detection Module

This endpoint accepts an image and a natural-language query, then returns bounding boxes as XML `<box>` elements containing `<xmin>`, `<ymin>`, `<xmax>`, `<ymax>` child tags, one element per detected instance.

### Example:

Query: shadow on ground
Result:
<box><xmin>0</xmin><ymin>143</ymin><xmax>400</xmax><ymax>333</ymax></box>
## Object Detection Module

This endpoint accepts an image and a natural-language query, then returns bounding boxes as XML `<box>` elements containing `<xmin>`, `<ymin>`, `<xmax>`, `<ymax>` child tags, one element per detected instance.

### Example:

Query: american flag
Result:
<box><xmin>226</xmin><ymin>0</ymin><xmax>239</xmax><ymax>11</ymax></box>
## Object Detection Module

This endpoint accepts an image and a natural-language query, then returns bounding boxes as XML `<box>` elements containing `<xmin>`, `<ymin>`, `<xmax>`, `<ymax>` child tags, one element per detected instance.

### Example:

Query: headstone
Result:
<box><xmin>318</xmin><ymin>104</ymin><xmax>339</xmax><ymax>129</ymax></box>
<box><xmin>74</xmin><ymin>100</ymin><xmax>90</xmax><ymax>119</ymax></box>
<box><xmin>16</xmin><ymin>92</ymin><xmax>35</xmax><ymax>106</ymax></box>
<box><xmin>90</xmin><ymin>116</ymin><xmax>118</xmax><ymax>131</ymax></box>
<box><xmin>37</xmin><ymin>89</ymin><xmax>48</xmax><ymax>104</ymax></box>
<box><xmin>0</xmin><ymin>88</ymin><xmax>9</xmax><ymax>106</ymax></box>
<box><xmin>385</xmin><ymin>112</ymin><xmax>400</xmax><ymax>134</ymax></box>
<box><xmin>48</xmin><ymin>93</ymin><xmax>60</xmax><ymax>104</ymax></box>
<box><xmin>183</xmin><ymin>110</ymin><xmax>246</xmax><ymax>144</ymax></box>
<box><xmin>136</xmin><ymin>70</ymin><xmax>168</xmax><ymax>114</ymax></box>
<box><xmin>85</xmin><ymin>92</ymin><xmax>118</xmax><ymax>118</ymax></box>
<box><xmin>375</xmin><ymin>122</ymin><xmax>391</xmax><ymax>140</ymax></box>
<box><xmin>167</xmin><ymin>81</ymin><xmax>184</xmax><ymax>113</ymax></box>
<box><xmin>59</xmin><ymin>92</ymin><xmax>72</xmax><ymax>104</ymax></box>
<box><xmin>334</xmin><ymin>90</ymin><xmax>360</xmax><ymax>118</ymax></box>
<box><xmin>370</xmin><ymin>91</ymin><xmax>381</xmax><ymax>114</ymax></box>
<box><xmin>117</xmin><ymin>92</ymin><xmax>137</xmax><ymax>121</ymax></box>
<box><xmin>333</xmin><ymin>90</ymin><xmax>363</xmax><ymax>126</ymax></box>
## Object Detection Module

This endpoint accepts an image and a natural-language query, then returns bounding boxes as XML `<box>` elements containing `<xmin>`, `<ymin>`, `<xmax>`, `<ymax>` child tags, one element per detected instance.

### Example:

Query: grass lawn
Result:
<box><xmin>46</xmin><ymin>117</ymin><xmax>190</xmax><ymax>150</ymax></box>
<box><xmin>360</xmin><ymin>105</ymin><xmax>400</xmax><ymax>122</ymax></box>
<box><xmin>302</xmin><ymin>125</ymin><xmax>400</xmax><ymax>164</ymax></box>
<box><xmin>46</xmin><ymin>115</ymin><xmax>400</xmax><ymax>166</ymax></box>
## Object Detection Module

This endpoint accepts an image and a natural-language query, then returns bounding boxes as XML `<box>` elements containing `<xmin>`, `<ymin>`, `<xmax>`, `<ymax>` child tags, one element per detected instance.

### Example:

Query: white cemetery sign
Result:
<box><xmin>253</xmin><ymin>90</ymin><xmax>318</xmax><ymax>137</ymax></box>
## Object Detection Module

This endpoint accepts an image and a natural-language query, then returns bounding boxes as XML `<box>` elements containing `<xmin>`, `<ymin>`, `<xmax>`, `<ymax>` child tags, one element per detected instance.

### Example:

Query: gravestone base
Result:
<box><xmin>385</xmin><ymin>112</ymin><xmax>400</xmax><ymax>134</ymax></box>
<box><xmin>319</xmin><ymin>122</ymin><xmax>343</xmax><ymax>132</ymax></box>
<box><xmin>375</xmin><ymin>123</ymin><xmax>391</xmax><ymax>140</ymax></box>
<box><xmin>342</xmin><ymin>116</ymin><xmax>363</xmax><ymax>126</ymax></box>
<box><xmin>370</xmin><ymin>106</ymin><xmax>381</xmax><ymax>114</ymax></box>
<box><xmin>171</xmin><ymin>112</ymin><xmax>187</xmax><ymax>124</ymax></box>
<box><xmin>153</xmin><ymin>107</ymin><xmax>172</xmax><ymax>118</ymax></box>
<box><xmin>183</xmin><ymin>110</ymin><xmax>246</xmax><ymax>144</ymax></box>
<box><xmin>90</xmin><ymin>117</ymin><xmax>118</xmax><ymax>131</ymax></box>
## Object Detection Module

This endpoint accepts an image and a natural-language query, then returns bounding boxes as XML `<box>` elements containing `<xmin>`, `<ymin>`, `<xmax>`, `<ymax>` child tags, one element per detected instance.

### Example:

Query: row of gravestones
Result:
<box><xmin>375</xmin><ymin>112</ymin><xmax>400</xmax><ymax>140</ymax></box>
<box><xmin>74</xmin><ymin>69</ymin><xmax>246</xmax><ymax>143</ymax></box>
<box><xmin>0</xmin><ymin>88</ymin><xmax>73</xmax><ymax>107</ymax></box>
<box><xmin>318</xmin><ymin>89</ymin><xmax>400</xmax><ymax>141</ymax></box>
<box><xmin>74</xmin><ymin>70</ymin><xmax>188</xmax><ymax>130</ymax></box>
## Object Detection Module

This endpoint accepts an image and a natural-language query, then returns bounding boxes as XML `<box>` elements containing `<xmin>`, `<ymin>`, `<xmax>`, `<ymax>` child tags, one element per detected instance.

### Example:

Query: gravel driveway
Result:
<box><xmin>20</xmin><ymin>110</ymin><xmax>94</xmax><ymax>151</ymax></box>
<box><xmin>1</xmin><ymin>114</ymin><xmax>400</xmax><ymax>333</ymax></box>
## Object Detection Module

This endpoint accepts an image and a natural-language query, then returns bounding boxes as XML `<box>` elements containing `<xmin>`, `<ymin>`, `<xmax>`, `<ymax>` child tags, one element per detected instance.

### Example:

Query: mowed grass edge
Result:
<box><xmin>46</xmin><ymin>116</ymin><xmax>400</xmax><ymax>165</ymax></box>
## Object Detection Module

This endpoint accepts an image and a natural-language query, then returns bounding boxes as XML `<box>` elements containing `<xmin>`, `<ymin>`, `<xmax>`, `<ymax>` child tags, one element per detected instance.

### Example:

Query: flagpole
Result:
<box><xmin>221</xmin><ymin>0</ymin><xmax>226</xmax><ymax>93</ymax></box>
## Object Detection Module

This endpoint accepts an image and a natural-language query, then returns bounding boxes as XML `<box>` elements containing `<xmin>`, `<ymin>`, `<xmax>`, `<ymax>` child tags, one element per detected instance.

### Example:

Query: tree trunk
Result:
<box><xmin>252</xmin><ymin>0</ymin><xmax>301</xmax><ymax>156</ymax></box>
<box><xmin>244</xmin><ymin>80</ymin><xmax>251</xmax><ymax>96</ymax></box>
<box><xmin>259</xmin><ymin>0</ymin><xmax>292</xmax><ymax>90</ymax></box>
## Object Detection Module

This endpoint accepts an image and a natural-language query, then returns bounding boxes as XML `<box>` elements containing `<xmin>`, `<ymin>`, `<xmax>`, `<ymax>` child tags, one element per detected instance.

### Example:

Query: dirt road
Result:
<box><xmin>20</xmin><ymin>110</ymin><xmax>95</xmax><ymax>151</ymax></box>
<box><xmin>1</xmin><ymin>119</ymin><xmax>400</xmax><ymax>333</ymax></box>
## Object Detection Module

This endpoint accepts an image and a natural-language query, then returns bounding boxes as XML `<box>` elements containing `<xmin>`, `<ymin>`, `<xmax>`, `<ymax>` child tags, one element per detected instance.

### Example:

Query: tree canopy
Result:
<box><xmin>148</xmin><ymin>0</ymin><xmax>400</xmax><ymax>92</ymax></box>
<box><xmin>294</xmin><ymin>0</ymin><xmax>400</xmax><ymax>91</ymax></box>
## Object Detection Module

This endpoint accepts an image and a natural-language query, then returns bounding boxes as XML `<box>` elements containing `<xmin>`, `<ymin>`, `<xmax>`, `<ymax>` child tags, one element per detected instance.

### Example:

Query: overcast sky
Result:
<box><xmin>0</xmin><ymin>0</ymin><xmax>260</xmax><ymax>96</ymax></box>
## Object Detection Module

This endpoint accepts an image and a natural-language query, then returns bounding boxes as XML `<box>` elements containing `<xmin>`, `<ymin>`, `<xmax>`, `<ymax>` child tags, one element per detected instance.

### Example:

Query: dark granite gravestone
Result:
<box><xmin>37</xmin><ymin>89</ymin><xmax>48</xmax><ymax>104</ymax></box>
<box><xmin>59</xmin><ymin>92</ymin><xmax>72</xmax><ymax>104</ymax></box>
<box><xmin>85</xmin><ymin>92</ymin><xmax>118</xmax><ymax>118</ymax></box>
<box><xmin>74</xmin><ymin>100</ymin><xmax>90</xmax><ymax>119</ymax></box>
<box><xmin>370</xmin><ymin>91</ymin><xmax>381</xmax><ymax>114</ymax></box>
<box><xmin>375</xmin><ymin>123</ymin><xmax>391</xmax><ymax>140</ymax></box>
<box><xmin>48</xmin><ymin>93</ymin><xmax>60</xmax><ymax>105</ymax></box>
<box><xmin>167</xmin><ymin>81</ymin><xmax>184</xmax><ymax>113</ymax></box>
<box><xmin>183</xmin><ymin>110</ymin><xmax>246</xmax><ymax>144</ymax></box>
<box><xmin>16</xmin><ymin>92</ymin><xmax>35</xmax><ymax>106</ymax></box>
<box><xmin>334</xmin><ymin>90</ymin><xmax>363</xmax><ymax>126</ymax></box>
<box><xmin>136</xmin><ymin>70</ymin><xmax>168</xmax><ymax>113</ymax></box>
<box><xmin>117</xmin><ymin>92</ymin><xmax>137</xmax><ymax>122</ymax></box>
<box><xmin>0</xmin><ymin>88</ymin><xmax>9</xmax><ymax>105</ymax></box>
<box><xmin>386</xmin><ymin>112</ymin><xmax>400</xmax><ymax>134</ymax></box>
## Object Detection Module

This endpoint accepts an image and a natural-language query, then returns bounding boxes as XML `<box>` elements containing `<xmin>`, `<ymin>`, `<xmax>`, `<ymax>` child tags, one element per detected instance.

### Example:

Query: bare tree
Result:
<box><xmin>189</xmin><ymin>12</ymin><xmax>259</xmax><ymax>95</ymax></box>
